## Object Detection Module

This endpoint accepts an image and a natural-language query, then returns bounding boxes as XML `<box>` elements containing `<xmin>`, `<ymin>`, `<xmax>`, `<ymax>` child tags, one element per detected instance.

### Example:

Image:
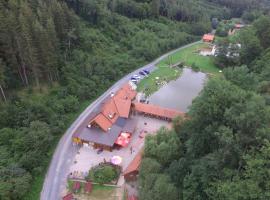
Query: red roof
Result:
<box><xmin>202</xmin><ymin>34</ymin><xmax>215</xmax><ymax>42</ymax></box>
<box><xmin>63</xmin><ymin>193</ymin><xmax>73</xmax><ymax>200</ymax></box>
<box><xmin>114</xmin><ymin>97</ymin><xmax>132</xmax><ymax>118</ymax></box>
<box><xmin>116</xmin><ymin>83</ymin><xmax>137</xmax><ymax>100</ymax></box>
<box><xmin>102</xmin><ymin>98</ymin><xmax>119</xmax><ymax>124</ymax></box>
<box><xmin>72</xmin><ymin>181</ymin><xmax>81</xmax><ymax>191</ymax></box>
<box><xmin>84</xmin><ymin>182</ymin><xmax>92</xmax><ymax>193</ymax></box>
<box><xmin>89</xmin><ymin>83</ymin><xmax>136</xmax><ymax>132</ymax></box>
<box><xmin>235</xmin><ymin>23</ymin><xmax>244</xmax><ymax>29</ymax></box>
<box><xmin>128</xmin><ymin>195</ymin><xmax>138</xmax><ymax>200</ymax></box>
<box><xmin>124</xmin><ymin>152</ymin><xmax>142</xmax><ymax>175</ymax></box>
<box><xmin>91</xmin><ymin>114</ymin><xmax>112</xmax><ymax>131</ymax></box>
<box><xmin>133</xmin><ymin>103</ymin><xmax>185</xmax><ymax>120</ymax></box>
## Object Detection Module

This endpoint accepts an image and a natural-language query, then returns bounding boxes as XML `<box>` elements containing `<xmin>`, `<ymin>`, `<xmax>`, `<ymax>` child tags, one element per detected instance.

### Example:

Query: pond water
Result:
<box><xmin>149</xmin><ymin>68</ymin><xmax>207</xmax><ymax>112</ymax></box>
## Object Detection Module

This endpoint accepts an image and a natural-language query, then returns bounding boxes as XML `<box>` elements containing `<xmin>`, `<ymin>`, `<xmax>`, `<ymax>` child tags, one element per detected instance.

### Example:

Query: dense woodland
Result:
<box><xmin>139</xmin><ymin>10</ymin><xmax>270</xmax><ymax>200</ymax></box>
<box><xmin>0</xmin><ymin>0</ymin><xmax>269</xmax><ymax>199</ymax></box>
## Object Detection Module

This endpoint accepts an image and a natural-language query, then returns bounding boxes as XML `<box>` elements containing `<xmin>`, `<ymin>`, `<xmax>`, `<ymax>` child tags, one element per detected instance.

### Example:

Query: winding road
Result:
<box><xmin>40</xmin><ymin>41</ymin><xmax>201</xmax><ymax>200</ymax></box>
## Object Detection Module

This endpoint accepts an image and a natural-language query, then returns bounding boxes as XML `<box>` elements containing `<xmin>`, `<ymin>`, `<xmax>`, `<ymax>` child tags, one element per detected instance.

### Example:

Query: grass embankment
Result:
<box><xmin>158</xmin><ymin>42</ymin><xmax>219</xmax><ymax>75</ymax></box>
<box><xmin>137</xmin><ymin>42</ymin><xmax>220</xmax><ymax>96</ymax></box>
<box><xmin>137</xmin><ymin>66</ymin><xmax>181</xmax><ymax>96</ymax></box>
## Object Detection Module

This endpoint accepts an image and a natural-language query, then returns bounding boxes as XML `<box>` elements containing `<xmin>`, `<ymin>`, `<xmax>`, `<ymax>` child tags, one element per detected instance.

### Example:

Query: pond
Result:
<box><xmin>148</xmin><ymin>68</ymin><xmax>207</xmax><ymax>112</ymax></box>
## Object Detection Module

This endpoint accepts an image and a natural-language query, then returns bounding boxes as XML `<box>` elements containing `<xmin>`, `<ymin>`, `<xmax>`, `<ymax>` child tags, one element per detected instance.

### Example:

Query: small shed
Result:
<box><xmin>124</xmin><ymin>152</ymin><xmax>142</xmax><ymax>182</ymax></box>
<box><xmin>84</xmin><ymin>181</ymin><xmax>93</xmax><ymax>193</ymax></box>
<box><xmin>235</xmin><ymin>23</ymin><xmax>245</xmax><ymax>29</ymax></box>
<box><xmin>202</xmin><ymin>34</ymin><xmax>215</xmax><ymax>43</ymax></box>
<box><xmin>72</xmin><ymin>181</ymin><xmax>81</xmax><ymax>193</ymax></box>
<box><xmin>62</xmin><ymin>193</ymin><xmax>74</xmax><ymax>200</ymax></box>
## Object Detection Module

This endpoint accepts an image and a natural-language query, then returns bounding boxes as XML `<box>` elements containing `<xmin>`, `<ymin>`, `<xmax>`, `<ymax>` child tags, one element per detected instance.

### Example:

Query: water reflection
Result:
<box><xmin>149</xmin><ymin>68</ymin><xmax>207</xmax><ymax>112</ymax></box>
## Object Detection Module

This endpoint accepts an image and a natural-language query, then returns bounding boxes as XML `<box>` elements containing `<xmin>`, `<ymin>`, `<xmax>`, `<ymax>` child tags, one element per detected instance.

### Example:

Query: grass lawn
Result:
<box><xmin>81</xmin><ymin>184</ymin><xmax>116</xmax><ymax>200</ymax></box>
<box><xmin>157</xmin><ymin>42</ymin><xmax>219</xmax><ymax>75</ymax></box>
<box><xmin>69</xmin><ymin>182</ymin><xmax>116</xmax><ymax>200</ymax></box>
<box><xmin>137</xmin><ymin>66</ymin><xmax>181</xmax><ymax>96</ymax></box>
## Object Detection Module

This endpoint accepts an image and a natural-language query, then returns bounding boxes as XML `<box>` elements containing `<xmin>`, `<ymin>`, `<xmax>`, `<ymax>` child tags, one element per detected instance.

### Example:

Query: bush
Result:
<box><xmin>86</xmin><ymin>165</ymin><xmax>119</xmax><ymax>184</ymax></box>
<box><xmin>191</xmin><ymin>63</ymin><xmax>200</xmax><ymax>72</ymax></box>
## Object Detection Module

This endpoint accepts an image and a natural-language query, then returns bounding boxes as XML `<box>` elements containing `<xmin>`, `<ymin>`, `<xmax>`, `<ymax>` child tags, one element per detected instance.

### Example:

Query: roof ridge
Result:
<box><xmin>112</xmin><ymin>97</ymin><xmax>121</xmax><ymax>116</ymax></box>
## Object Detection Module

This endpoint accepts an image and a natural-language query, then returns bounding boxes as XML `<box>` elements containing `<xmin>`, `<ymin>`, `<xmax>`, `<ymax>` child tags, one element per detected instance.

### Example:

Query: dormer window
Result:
<box><xmin>108</xmin><ymin>112</ymin><xmax>115</xmax><ymax>119</ymax></box>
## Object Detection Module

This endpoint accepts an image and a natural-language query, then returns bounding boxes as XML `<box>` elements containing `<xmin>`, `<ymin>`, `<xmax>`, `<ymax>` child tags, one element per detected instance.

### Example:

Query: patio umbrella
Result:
<box><xmin>111</xmin><ymin>156</ymin><xmax>122</xmax><ymax>165</ymax></box>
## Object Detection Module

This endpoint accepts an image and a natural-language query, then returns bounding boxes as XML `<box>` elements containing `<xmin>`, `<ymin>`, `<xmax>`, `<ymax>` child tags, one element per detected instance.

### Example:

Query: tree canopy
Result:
<box><xmin>0</xmin><ymin>0</ymin><xmax>269</xmax><ymax>199</ymax></box>
<box><xmin>139</xmin><ymin>12</ymin><xmax>270</xmax><ymax>200</ymax></box>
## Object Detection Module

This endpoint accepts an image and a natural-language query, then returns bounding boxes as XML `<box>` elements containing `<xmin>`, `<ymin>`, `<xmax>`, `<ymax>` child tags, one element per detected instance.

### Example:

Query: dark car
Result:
<box><xmin>97</xmin><ymin>148</ymin><xmax>103</xmax><ymax>154</ymax></box>
<box><xmin>143</xmin><ymin>69</ymin><xmax>150</xmax><ymax>74</ymax></box>
<box><xmin>130</xmin><ymin>77</ymin><xmax>138</xmax><ymax>81</ymax></box>
<box><xmin>139</xmin><ymin>71</ymin><xmax>147</xmax><ymax>76</ymax></box>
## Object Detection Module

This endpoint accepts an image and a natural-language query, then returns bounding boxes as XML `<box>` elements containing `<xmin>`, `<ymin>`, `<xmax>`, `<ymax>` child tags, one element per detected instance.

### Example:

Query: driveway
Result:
<box><xmin>40</xmin><ymin>41</ymin><xmax>200</xmax><ymax>200</ymax></box>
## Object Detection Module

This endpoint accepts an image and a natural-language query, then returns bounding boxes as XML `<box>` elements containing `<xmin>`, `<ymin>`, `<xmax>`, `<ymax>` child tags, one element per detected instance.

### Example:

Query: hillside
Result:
<box><xmin>0</xmin><ymin>0</ymin><xmax>268</xmax><ymax>199</ymax></box>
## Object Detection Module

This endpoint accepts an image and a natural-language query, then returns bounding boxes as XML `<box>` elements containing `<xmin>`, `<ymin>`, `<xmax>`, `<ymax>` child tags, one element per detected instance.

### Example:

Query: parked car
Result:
<box><xmin>130</xmin><ymin>79</ymin><xmax>138</xmax><ymax>84</ymax></box>
<box><xmin>132</xmin><ymin>74</ymin><xmax>141</xmax><ymax>79</ymax></box>
<box><xmin>97</xmin><ymin>148</ymin><xmax>103</xmax><ymax>154</ymax></box>
<box><xmin>139</xmin><ymin>71</ymin><xmax>147</xmax><ymax>76</ymax></box>
<box><xmin>143</xmin><ymin>69</ymin><xmax>150</xmax><ymax>74</ymax></box>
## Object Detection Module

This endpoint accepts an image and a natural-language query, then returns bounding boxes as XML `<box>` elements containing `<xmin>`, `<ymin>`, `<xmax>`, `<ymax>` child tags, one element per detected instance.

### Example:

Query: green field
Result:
<box><xmin>68</xmin><ymin>181</ymin><xmax>116</xmax><ymax>200</ymax></box>
<box><xmin>158</xmin><ymin>42</ymin><xmax>219</xmax><ymax>75</ymax></box>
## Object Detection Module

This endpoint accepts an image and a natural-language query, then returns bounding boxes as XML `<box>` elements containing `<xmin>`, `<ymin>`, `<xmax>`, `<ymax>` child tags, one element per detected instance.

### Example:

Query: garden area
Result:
<box><xmin>86</xmin><ymin>163</ymin><xmax>121</xmax><ymax>185</ymax></box>
<box><xmin>67</xmin><ymin>182</ymin><xmax>119</xmax><ymax>200</ymax></box>
<box><xmin>66</xmin><ymin>163</ymin><xmax>121</xmax><ymax>199</ymax></box>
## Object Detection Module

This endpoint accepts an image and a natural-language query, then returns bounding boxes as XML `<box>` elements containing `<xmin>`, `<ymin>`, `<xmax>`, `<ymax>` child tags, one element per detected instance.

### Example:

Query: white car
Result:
<box><xmin>130</xmin><ymin>79</ymin><xmax>138</xmax><ymax>84</ymax></box>
<box><xmin>132</xmin><ymin>74</ymin><xmax>141</xmax><ymax>79</ymax></box>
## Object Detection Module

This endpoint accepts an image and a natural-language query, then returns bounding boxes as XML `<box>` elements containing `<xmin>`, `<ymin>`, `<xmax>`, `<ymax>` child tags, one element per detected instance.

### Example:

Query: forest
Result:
<box><xmin>139</xmin><ymin>10</ymin><xmax>270</xmax><ymax>200</ymax></box>
<box><xmin>0</xmin><ymin>0</ymin><xmax>269</xmax><ymax>199</ymax></box>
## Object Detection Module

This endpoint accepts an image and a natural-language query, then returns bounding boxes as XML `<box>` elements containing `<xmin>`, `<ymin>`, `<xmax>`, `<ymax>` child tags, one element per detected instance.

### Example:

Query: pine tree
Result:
<box><xmin>151</xmin><ymin>0</ymin><xmax>160</xmax><ymax>17</ymax></box>
<box><xmin>19</xmin><ymin>2</ymin><xmax>41</xmax><ymax>88</ymax></box>
<box><xmin>46</xmin><ymin>18</ymin><xmax>60</xmax><ymax>81</ymax></box>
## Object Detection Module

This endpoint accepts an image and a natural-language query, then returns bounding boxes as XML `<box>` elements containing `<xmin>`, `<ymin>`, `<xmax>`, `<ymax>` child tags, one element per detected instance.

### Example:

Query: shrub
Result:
<box><xmin>191</xmin><ymin>63</ymin><xmax>200</xmax><ymax>72</ymax></box>
<box><xmin>86</xmin><ymin>165</ymin><xmax>118</xmax><ymax>184</ymax></box>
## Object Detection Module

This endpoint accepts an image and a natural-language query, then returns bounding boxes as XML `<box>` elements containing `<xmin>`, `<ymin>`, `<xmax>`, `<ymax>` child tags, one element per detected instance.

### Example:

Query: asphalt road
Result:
<box><xmin>40</xmin><ymin>40</ymin><xmax>201</xmax><ymax>200</ymax></box>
